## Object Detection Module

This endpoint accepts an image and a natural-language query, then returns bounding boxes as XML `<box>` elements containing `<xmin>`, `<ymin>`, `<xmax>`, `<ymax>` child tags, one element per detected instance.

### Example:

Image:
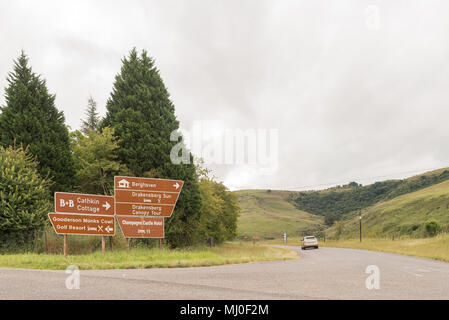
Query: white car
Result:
<box><xmin>301</xmin><ymin>236</ymin><xmax>319</xmax><ymax>250</ymax></box>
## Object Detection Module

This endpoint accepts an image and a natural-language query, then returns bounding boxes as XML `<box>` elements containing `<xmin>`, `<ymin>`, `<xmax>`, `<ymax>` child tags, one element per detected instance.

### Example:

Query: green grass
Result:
<box><xmin>326</xmin><ymin>179</ymin><xmax>449</xmax><ymax>238</ymax></box>
<box><xmin>262</xmin><ymin>236</ymin><xmax>304</xmax><ymax>246</ymax></box>
<box><xmin>235</xmin><ymin>189</ymin><xmax>324</xmax><ymax>239</ymax></box>
<box><xmin>0</xmin><ymin>242</ymin><xmax>298</xmax><ymax>270</ymax></box>
<box><xmin>321</xmin><ymin>234</ymin><xmax>449</xmax><ymax>262</ymax></box>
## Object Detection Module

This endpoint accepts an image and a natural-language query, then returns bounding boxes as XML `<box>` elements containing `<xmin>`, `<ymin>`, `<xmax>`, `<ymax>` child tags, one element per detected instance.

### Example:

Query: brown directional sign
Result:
<box><xmin>48</xmin><ymin>213</ymin><xmax>116</xmax><ymax>236</ymax></box>
<box><xmin>115</xmin><ymin>176</ymin><xmax>184</xmax><ymax>193</ymax></box>
<box><xmin>116</xmin><ymin>216</ymin><xmax>164</xmax><ymax>238</ymax></box>
<box><xmin>114</xmin><ymin>176</ymin><xmax>183</xmax><ymax>217</ymax></box>
<box><xmin>115</xmin><ymin>203</ymin><xmax>174</xmax><ymax>217</ymax></box>
<box><xmin>115</xmin><ymin>189</ymin><xmax>178</xmax><ymax>205</ymax></box>
<box><xmin>55</xmin><ymin>192</ymin><xmax>114</xmax><ymax>216</ymax></box>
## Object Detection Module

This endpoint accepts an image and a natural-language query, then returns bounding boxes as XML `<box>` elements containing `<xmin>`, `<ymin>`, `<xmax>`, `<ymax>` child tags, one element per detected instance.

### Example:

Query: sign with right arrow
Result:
<box><xmin>50</xmin><ymin>192</ymin><xmax>116</xmax><ymax>237</ymax></box>
<box><xmin>114</xmin><ymin>176</ymin><xmax>184</xmax><ymax>218</ymax></box>
<box><xmin>55</xmin><ymin>192</ymin><xmax>114</xmax><ymax>216</ymax></box>
<box><xmin>46</xmin><ymin>177</ymin><xmax>184</xmax><ymax>255</ymax></box>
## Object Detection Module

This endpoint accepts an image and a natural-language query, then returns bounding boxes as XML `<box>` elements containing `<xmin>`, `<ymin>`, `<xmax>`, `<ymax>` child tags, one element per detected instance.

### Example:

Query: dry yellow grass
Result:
<box><xmin>321</xmin><ymin>234</ymin><xmax>449</xmax><ymax>262</ymax></box>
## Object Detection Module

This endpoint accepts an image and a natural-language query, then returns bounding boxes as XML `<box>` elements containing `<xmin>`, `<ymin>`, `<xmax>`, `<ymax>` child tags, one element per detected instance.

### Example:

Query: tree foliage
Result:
<box><xmin>81</xmin><ymin>95</ymin><xmax>100</xmax><ymax>134</ymax></box>
<box><xmin>102</xmin><ymin>48</ymin><xmax>202</xmax><ymax>247</ymax></box>
<box><xmin>198</xmin><ymin>174</ymin><xmax>240</xmax><ymax>245</ymax></box>
<box><xmin>0</xmin><ymin>52</ymin><xmax>75</xmax><ymax>192</ymax></box>
<box><xmin>71</xmin><ymin>127</ymin><xmax>130</xmax><ymax>195</ymax></box>
<box><xmin>424</xmin><ymin>220</ymin><xmax>440</xmax><ymax>237</ymax></box>
<box><xmin>0</xmin><ymin>146</ymin><xmax>52</xmax><ymax>251</ymax></box>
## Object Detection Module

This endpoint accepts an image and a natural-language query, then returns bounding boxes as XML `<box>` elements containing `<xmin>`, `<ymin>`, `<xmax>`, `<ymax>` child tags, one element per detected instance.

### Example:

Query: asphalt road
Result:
<box><xmin>1</xmin><ymin>246</ymin><xmax>449</xmax><ymax>299</ymax></box>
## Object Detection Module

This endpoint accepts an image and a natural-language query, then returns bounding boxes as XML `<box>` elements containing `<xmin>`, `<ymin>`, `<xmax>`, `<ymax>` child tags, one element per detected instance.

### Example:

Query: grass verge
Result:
<box><xmin>321</xmin><ymin>234</ymin><xmax>449</xmax><ymax>262</ymax></box>
<box><xmin>0</xmin><ymin>242</ymin><xmax>298</xmax><ymax>270</ymax></box>
<box><xmin>261</xmin><ymin>237</ymin><xmax>303</xmax><ymax>246</ymax></box>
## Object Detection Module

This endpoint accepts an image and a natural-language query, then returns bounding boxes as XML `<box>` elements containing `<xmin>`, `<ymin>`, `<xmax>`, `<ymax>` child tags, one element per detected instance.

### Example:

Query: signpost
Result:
<box><xmin>48</xmin><ymin>213</ymin><xmax>116</xmax><ymax>236</ymax></box>
<box><xmin>48</xmin><ymin>177</ymin><xmax>183</xmax><ymax>256</ymax></box>
<box><xmin>49</xmin><ymin>192</ymin><xmax>116</xmax><ymax>256</ymax></box>
<box><xmin>114</xmin><ymin>176</ymin><xmax>183</xmax><ymax>217</ymax></box>
<box><xmin>55</xmin><ymin>192</ymin><xmax>114</xmax><ymax>216</ymax></box>
<box><xmin>114</xmin><ymin>176</ymin><xmax>183</xmax><ymax>250</ymax></box>
<box><xmin>116</xmin><ymin>216</ymin><xmax>164</xmax><ymax>238</ymax></box>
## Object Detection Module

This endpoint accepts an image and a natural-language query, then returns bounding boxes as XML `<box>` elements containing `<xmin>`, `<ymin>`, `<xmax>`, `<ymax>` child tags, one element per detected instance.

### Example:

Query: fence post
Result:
<box><xmin>44</xmin><ymin>229</ymin><xmax>48</xmax><ymax>253</ymax></box>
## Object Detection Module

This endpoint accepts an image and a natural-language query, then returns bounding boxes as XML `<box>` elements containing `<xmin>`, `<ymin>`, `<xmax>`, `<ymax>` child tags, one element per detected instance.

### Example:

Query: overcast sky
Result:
<box><xmin>1</xmin><ymin>0</ymin><xmax>449</xmax><ymax>191</ymax></box>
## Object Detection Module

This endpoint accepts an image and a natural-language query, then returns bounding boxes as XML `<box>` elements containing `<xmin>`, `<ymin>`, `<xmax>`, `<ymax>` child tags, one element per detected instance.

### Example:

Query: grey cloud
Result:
<box><xmin>0</xmin><ymin>0</ymin><xmax>448</xmax><ymax>190</ymax></box>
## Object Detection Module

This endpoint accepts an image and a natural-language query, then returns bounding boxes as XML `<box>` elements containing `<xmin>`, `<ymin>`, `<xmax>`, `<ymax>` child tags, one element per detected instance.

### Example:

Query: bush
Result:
<box><xmin>424</xmin><ymin>220</ymin><xmax>440</xmax><ymax>237</ymax></box>
<box><xmin>0</xmin><ymin>146</ymin><xmax>52</xmax><ymax>252</ymax></box>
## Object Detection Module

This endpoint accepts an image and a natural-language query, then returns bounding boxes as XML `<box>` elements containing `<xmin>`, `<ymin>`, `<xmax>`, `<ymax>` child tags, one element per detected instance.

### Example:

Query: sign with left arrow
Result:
<box><xmin>48</xmin><ymin>213</ymin><xmax>115</xmax><ymax>236</ymax></box>
<box><xmin>50</xmin><ymin>192</ymin><xmax>116</xmax><ymax>237</ymax></box>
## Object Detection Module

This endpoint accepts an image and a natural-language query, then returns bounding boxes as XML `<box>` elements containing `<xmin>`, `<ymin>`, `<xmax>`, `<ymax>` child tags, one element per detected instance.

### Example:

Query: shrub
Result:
<box><xmin>0</xmin><ymin>146</ymin><xmax>52</xmax><ymax>252</ymax></box>
<box><xmin>424</xmin><ymin>220</ymin><xmax>440</xmax><ymax>237</ymax></box>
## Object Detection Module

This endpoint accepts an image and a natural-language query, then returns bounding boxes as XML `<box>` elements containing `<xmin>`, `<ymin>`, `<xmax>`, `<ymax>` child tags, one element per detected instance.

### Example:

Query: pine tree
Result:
<box><xmin>102</xmin><ymin>48</ymin><xmax>202</xmax><ymax>247</ymax></box>
<box><xmin>0</xmin><ymin>52</ymin><xmax>75</xmax><ymax>193</ymax></box>
<box><xmin>81</xmin><ymin>95</ymin><xmax>100</xmax><ymax>133</ymax></box>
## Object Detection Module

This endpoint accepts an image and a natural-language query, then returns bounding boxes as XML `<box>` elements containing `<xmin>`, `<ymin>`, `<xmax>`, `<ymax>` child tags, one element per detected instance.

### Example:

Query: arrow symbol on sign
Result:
<box><xmin>105</xmin><ymin>226</ymin><xmax>113</xmax><ymax>233</ymax></box>
<box><xmin>173</xmin><ymin>182</ymin><xmax>180</xmax><ymax>190</ymax></box>
<box><xmin>103</xmin><ymin>202</ymin><xmax>111</xmax><ymax>210</ymax></box>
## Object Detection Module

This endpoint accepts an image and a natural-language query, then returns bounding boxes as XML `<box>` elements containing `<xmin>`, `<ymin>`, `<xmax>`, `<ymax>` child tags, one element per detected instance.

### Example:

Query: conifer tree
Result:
<box><xmin>81</xmin><ymin>95</ymin><xmax>100</xmax><ymax>133</ymax></box>
<box><xmin>102</xmin><ymin>48</ymin><xmax>202</xmax><ymax>247</ymax></box>
<box><xmin>0</xmin><ymin>52</ymin><xmax>75</xmax><ymax>192</ymax></box>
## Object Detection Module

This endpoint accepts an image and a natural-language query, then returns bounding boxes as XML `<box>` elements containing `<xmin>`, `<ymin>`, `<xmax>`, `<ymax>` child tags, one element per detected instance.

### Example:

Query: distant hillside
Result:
<box><xmin>289</xmin><ymin>168</ymin><xmax>449</xmax><ymax>225</ymax></box>
<box><xmin>235</xmin><ymin>189</ymin><xmax>324</xmax><ymax>240</ymax></box>
<box><xmin>325</xmin><ymin>179</ymin><xmax>449</xmax><ymax>238</ymax></box>
<box><xmin>235</xmin><ymin>168</ymin><xmax>449</xmax><ymax>240</ymax></box>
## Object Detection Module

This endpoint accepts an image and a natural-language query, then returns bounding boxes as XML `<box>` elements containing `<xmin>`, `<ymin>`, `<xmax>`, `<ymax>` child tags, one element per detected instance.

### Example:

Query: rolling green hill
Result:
<box><xmin>289</xmin><ymin>168</ymin><xmax>449</xmax><ymax>226</ymax></box>
<box><xmin>235</xmin><ymin>189</ymin><xmax>324</xmax><ymax>239</ymax></box>
<box><xmin>236</xmin><ymin>168</ymin><xmax>449</xmax><ymax>240</ymax></box>
<box><xmin>325</xmin><ymin>178</ymin><xmax>449</xmax><ymax>239</ymax></box>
